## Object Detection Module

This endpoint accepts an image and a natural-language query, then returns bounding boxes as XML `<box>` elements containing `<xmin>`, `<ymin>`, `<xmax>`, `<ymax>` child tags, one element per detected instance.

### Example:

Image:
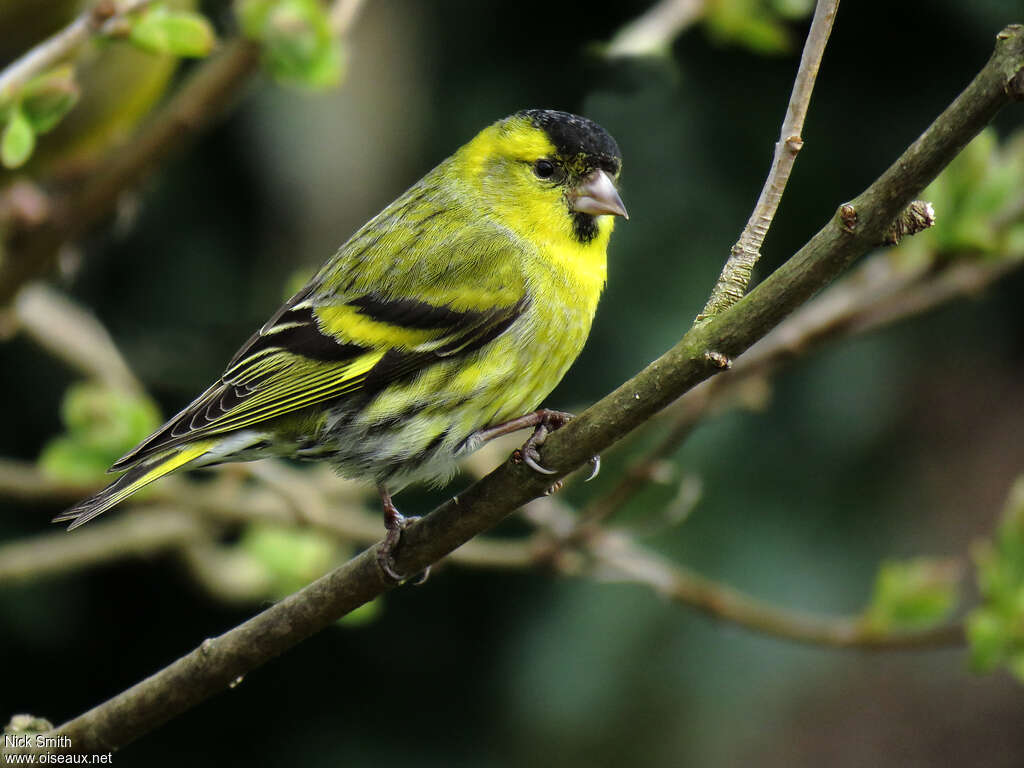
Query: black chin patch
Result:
<box><xmin>517</xmin><ymin>109</ymin><xmax>621</xmax><ymax>166</ymax></box>
<box><xmin>572</xmin><ymin>212</ymin><xmax>599</xmax><ymax>244</ymax></box>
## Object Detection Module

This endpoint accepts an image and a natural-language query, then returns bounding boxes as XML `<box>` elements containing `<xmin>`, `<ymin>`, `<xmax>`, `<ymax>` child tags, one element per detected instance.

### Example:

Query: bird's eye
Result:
<box><xmin>533</xmin><ymin>159</ymin><xmax>556</xmax><ymax>179</ymax></box>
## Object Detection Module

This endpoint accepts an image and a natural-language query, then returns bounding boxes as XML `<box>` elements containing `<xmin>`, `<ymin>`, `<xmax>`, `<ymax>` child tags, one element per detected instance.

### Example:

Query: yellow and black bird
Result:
<box><xmin>56</xmin><ymin>109</ymin><xmax>628</xmax><ymax>577</ymax></box>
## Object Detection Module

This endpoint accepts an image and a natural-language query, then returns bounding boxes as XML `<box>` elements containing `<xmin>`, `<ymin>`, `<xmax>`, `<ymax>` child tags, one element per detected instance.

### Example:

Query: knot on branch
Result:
<box><xmin>839</xmin><ymin>203</ymin><xmax>858</xmax><ymax>233</ymax></box>
<box><xmin>996</xmin><ymin>24</ymin><xmax>1024</xmax><ymax>42</ymax></box>
<box><xmin>883</xmin><ymin>200</ymin><xmax>936</xmax><ymax>245</ymax></box>
<box><xmin>703</xmin><ymin>350</ymin><xmax>732</xmax><ymax>370</ymax></box>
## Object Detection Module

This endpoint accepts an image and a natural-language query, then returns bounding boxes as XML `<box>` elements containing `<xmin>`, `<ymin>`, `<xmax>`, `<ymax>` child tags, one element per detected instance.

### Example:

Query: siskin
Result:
<box><xmin>56</xmin><ymin>109</ymin><xmax>628</xmax><ymax>578</ymax></box>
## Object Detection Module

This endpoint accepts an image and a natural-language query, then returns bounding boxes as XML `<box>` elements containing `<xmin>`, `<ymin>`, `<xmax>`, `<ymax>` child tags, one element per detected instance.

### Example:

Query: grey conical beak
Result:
<box><xmin>570</xmin><ymin>169</ymin><xmax>628</xmax><ymax>219</ymax></box>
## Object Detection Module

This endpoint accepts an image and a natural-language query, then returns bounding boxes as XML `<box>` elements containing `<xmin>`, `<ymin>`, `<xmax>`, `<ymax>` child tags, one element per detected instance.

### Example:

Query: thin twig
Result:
<box><xmin>0</xmin><ymin>0</ymin><xmax>156</xmax><ymax>103</ymax></box>
<box><xmin>0</xmin><ymin>459</ymin><xmax>540</xmax><ymax>583</ymax></box>
<box><xmin>522</xmin><ymin>496</ymin><xmax>965</xmax><ymax>650</ymax></box>
<box><xmin>590</xmin><ymin>532</ymin><xmax>965</xmax><ymax>650</ymax></box>
<box><xmin>578</xmin><ymin>393</ymin><xmax>709</xmax><ymax>526</ymax></box>
<box><xmin>21</xmin><ymin>26</ymin><xmax>1024</xmax><ymax>755</ymax></box>
<box><xmin>697</xmin><ymin>0</ymin><xmax>840</xmax><ymax>322</ymax></box>
<box><xmin>585</xmin><ymin>252</ymin><xmax>1022</xmax><ymax>525</ymax></box>
<box><xmin>0</xmin><ymin>458</ymin><xmax>99</xmax><ymax>503</ymax></box>
<box><xmin>0</xmin><ymin>509</ymin><xmax>208</xmax><ymax>585</ymax></box>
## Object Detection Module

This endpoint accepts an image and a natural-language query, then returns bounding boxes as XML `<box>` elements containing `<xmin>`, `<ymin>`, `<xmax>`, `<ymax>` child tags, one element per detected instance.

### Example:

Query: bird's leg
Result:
<box><xmin>475</xmin><ymin>409</ymin><xmax>573</xmax><ymax>444</ymax></box>
<box><xmin>376</xmin><ymin>485</ymin><xmax>429</xmax><ymax>585</ymax></box>
<box><xmin>476</xmin><ymin>408</ymin><xmax>600</xmax><ymax>481</ymax></box>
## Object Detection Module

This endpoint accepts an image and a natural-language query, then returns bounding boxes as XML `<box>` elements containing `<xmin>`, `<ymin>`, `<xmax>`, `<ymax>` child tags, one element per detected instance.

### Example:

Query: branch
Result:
<box><xmin>31</xmin><ymin>26</ymin><xmax>1024</xmax><ymax>756</ymax></box>
<box><xmin>533</xmin><ymin>24</ymin><xmax>1024</xmax><ymax>508</ymax></box>
<box><xmin>697</xmin><ymin>0</ymin><xmax>840</xmax><ymax>321</ymax></box>
<box><xmin>0</xmin><ymin>458</ymin><xmax>98</xmax><ymax>503</ymax></box>
<box><xmin>0</xmin><ymin>465</ymin><xmax>962</xmax><ymax>650</ymax></box>
<box><xmin>589</xmin><ymin>532</ymin><xmax>965</xmax><ymax>650</ymax></box>
<box><xmin>524</xmin><ymin>496</ymin><xmax>965</xmax><ymax>650</ymax></box>
<box><xmin>0</xmin><ymin>458</ymin><xmax>539</xmax><ymax>585</ymax></box>
<box><xmin>0</xmin><ymin>508</ymin><xmax>207</xmax><ymax>584</ymax></box>
<box><xmin>583</xmin><ymin>252</ymin><xmax>1022</xmax><ymax>525</ymax></box>
<box><xmin>0</xmin><ymin>0</ymin><xmax>156</xmax><ymax>103</ymax></box>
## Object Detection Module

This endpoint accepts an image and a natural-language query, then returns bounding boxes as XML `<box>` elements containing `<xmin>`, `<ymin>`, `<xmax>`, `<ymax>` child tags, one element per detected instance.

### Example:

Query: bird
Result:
<box><xmin>54</xmin><ymin>109</ymin><xmax>628</xmax><ymax>580</ymax></box>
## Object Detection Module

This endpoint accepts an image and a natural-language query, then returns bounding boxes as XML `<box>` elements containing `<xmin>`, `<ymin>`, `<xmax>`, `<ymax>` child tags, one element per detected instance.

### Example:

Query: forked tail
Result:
<box><xmin>52</xmin><ymin>441</ymin><xmax>214</xmax><ymax>530</ymax></box>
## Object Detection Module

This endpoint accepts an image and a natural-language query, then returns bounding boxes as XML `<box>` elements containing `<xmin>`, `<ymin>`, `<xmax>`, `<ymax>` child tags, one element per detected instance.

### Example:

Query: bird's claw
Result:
<box><xmin>512</xmin><ymin>410</ymin><xmax>574</xmax><ymax>476</ymax></box>
<box><xmin>585</xmin><ymin>455</ymin><xmax>601</xmax><ymax>482</ymax></box>
<box><xmin>514</xmin><ymin>445</ymin><xmax>557</xmax><ymax>475</ymax></box>
<box><xmin>377</xmin><ymin>512</ymin><xmax>430</xmax><ymax>585</ymax></box>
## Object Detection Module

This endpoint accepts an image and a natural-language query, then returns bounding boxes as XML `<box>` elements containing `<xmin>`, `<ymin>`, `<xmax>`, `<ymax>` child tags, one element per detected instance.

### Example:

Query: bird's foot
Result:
<box><xmin>510</xmin><ymin>409</ymin><xmax>573</xmax><ymax>475</ymax></box>
<box><xmin>506</xmin><ymin>410</ymin><xmax>601</xmax><ymax>484</ymax></box>
<box><xmin>377</xmin><ymin>487</ymin><xmax>429</xmax><ymax>585</ymax></box>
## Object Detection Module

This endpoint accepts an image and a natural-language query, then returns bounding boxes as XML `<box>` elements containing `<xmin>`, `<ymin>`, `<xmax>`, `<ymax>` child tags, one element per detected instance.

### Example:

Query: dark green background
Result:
<box><xmin>4</xmin><ymin>0</ymin><xmax>1024</xmax><ymax>765</ymax></box>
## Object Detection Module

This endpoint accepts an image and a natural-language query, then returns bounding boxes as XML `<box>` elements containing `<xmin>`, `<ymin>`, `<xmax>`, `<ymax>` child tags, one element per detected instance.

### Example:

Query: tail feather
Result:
<box><xmin>53</xmin><ymin>441</ymin><xmax>214</xmax><ymax>529</ymax></box>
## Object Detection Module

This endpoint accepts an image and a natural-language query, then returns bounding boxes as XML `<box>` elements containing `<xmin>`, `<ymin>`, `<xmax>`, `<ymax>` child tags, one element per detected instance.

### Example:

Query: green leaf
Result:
<box><xmin>1009</xmin><ymin>650</ymin><xmax>1024</xmax><ymax>683</ymax></box>
<box><xmin>2</xmin><ymin>105</ymin><xmax>36</xmax><ymax>168</ymax></box>
<box><xmin>241</xmin><ymin>0</ymin><xmax>344</xmax><ymax>89</ymax></box>
<box><xmin>60</xmin><ymin>383</ymin><xmax>161</xmax><ymax>454</ymax></box>
<box><xmin>705</xmin><ymin>0</ymin><xmax>792</xmax><ymax>55</ymax></box>
<box><xmin>129</xmin><ymin>5</ymin><xmax>217</xmax><ymax>58</ymax></box>
<box><xmin>863</xmin><ymin>558</ymin><xmax>960</xmax><ymax>632</ymax></box>
<box><xmin>21</xmin><ymin>66</ymin><xmax>80</xmax><ymax>134</ymax></box>
<box><xmin>966</xmin><ymin>609</ymin><xmax>1006</xmax><ymax>673</ymax></box>
<box><xmin>240</xmin><ymin>523</ymin><xmax>343</xmax><ymax>596</ymax></box>
<box><xmin>297</xmin><ymin>39</ymin><xmax>345</xmax><ymax>89</ymax></box>
<box><xmin>1004</xmin><ymin>225</ymin><xmax>1024</xmax><ymax>260</ymax></box>
<box><xmin>770</xmin><ymin>0</ymin><xmax>815</xmax><ymax>19</ymax></box>
<box><xmin>236</xmin><ymin>0</ymin><xmax>276</xmax><ymax>38</ymax></box>
<box><xmin>966</xmin><ymin>477</ymin><xmax>1024</xmax><ymax>681</ymax></box>
<box><xmin>37</xmin><ymin>383</ymin><xmax>162</xmax><ymax>482</ymax></box>
<box><xmin>39</xmin><ymin>436</ymin><xmax>113</xmax><ymax>484</ymax></box>
<box><xmin>910</xmin><ymin>128</ymin><xmax>1024</xmax><ymax>260</ymax></box>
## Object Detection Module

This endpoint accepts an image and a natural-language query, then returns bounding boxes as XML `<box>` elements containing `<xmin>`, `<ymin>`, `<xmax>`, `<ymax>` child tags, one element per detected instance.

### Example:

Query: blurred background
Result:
<box><xmin>3</xmin><ymin>0</ymin><xmax>1024</xmax><ymax>765</ymax></box>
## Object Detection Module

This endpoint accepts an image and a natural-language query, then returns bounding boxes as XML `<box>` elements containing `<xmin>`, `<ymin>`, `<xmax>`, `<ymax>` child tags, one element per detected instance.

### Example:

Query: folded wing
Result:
<box><xmin>111</xmin><ymin>287</ymin><xmax>527</xmax><ymax>470</ymax></box>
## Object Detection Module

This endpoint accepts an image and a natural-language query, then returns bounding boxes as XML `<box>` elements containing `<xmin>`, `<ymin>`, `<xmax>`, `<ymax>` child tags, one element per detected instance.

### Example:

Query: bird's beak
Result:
<box><xmin>569</xmin><ymin>169</ymin><xmax>629</xmax><ymax>219</ymax></box>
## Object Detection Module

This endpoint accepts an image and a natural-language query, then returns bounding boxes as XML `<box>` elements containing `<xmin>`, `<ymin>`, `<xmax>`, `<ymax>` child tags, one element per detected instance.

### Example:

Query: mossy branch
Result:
<box><xmin>23</xmin><ymin>24</ymin><xmax>1024</xmax><ymax>757</ymax></box>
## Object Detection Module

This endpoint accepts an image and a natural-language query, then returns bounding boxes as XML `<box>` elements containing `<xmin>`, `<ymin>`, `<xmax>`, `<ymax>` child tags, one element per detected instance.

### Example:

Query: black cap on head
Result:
<box><xmin>517</xmin><ymin>109</ymin><xmax>621</xmax><ymax>165</ymax></box>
